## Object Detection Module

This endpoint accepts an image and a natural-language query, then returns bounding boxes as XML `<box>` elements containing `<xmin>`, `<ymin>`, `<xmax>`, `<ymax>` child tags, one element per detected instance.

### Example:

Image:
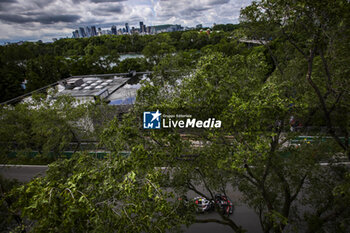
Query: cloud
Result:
<box><xmin>32</xmin><ymin>0</ymin><xmax>56</xmax><ymax>8</ymax></box>
<box><xmin>72</xmin><ymin>0</ymin><xmax>126</xmax><ymax>3</ymax></box>
<box><xmin>92</xmin><ymin>4</ymin><xmax>124</xmax><ymax>14</ymax></box>
<box><xmin>153</xmin><ymin>0</ymin><xmax>252</xmax><ymax>26</ymax></box>
<box><xmin>0</xmin><ymin>0</ymin><xmax>16</xmax><ymax>3</ymax></box>
<box><xmin>36</xmin><ymin>14</ymin><xmax>81</xmax><ymax>24</ymax></box>
<box><xmin>207</xmin><ymin>0</ymin><xmax>230</xmax><ymax>5</ymax></box>
<box><xmin>0</xmin><ymin>0</ymin><xmax>16</xmax><ymax>11</ymax></box>
<box><xmin>0</xmin><ymin>13</ymin><xmax>80</xmax><ymax>24</ymax></box>
<box><xmin>0</xmin><ymin>0</ymin><xmax>253</xmax><ymax>42</ymax></box>
<box><xmin>90</xmin><ymin>0</ymin><xmax>126</xmax><ymax>2</ymax></box>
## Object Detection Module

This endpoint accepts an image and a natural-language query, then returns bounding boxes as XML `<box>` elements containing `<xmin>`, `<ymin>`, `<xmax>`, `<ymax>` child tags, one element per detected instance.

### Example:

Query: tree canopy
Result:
<box><xmin>1</xmin><ymin>1</ymin><xmax>350</xmax><ymax>232</ymax></box>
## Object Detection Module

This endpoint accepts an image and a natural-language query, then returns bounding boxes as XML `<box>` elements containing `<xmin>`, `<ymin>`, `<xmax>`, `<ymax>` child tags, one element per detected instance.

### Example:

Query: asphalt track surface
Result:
<box><xmin>0</xmin><ymin>165</ymin><xmax>263</xmax><ymax>233</ymax></box>
<box><xmin>0</xmin><ymin>164</ymin><xmax>48</xmax><ymax>182</ymax></box>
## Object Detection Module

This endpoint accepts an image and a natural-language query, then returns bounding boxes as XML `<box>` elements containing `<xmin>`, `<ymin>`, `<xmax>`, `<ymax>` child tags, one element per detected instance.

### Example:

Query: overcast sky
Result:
<box><xmin>0</xmin><ymin>0</ymin><xmax>252</xmax><ymax>43</ymax></box>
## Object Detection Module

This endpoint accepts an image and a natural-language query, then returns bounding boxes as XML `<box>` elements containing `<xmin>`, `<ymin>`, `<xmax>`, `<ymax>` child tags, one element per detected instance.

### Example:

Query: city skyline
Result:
<box><xmin>71</xmin><ymin>22</ymin><xmax>184</xmax><ymax>39</ymax></box>
<box><xmin>0</xmin><ymin>0</ymin><xmax>252</xmax><ymax>43</ymax></box>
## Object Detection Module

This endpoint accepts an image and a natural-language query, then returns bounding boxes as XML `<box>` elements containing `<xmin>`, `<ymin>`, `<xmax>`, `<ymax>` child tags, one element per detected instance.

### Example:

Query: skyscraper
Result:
<box><xmin>111</xmin><ymin>25</ymin><xmax>117</xmax><ymax>35</ymax></box>
<box><xmin>85</xmin><ymin>26</ymin><xmax>91</xmax><ymax>37</ymax></box>
<box><xmin>91</xmin><ymin>26</ymin><xmax>97</xmax><ymax>37</ymax></box>
<box><xmin>125</xmin><ymin>23</ymin><xmax>129</xmax><ymax>34</ymax></box>
<box><xmin>72</xmin><ymin>30</ymin><xmax>79</xmax><ymax>38</ymax></box>
<box><xmin>79</xmin><ymin>27</ymin><xmax>86</xmax><ymax>38</ymax></box>
<box><xmin>139</xmin><ymin>21</ymin><xmax>144</xmax><ymax>33</ymax></box>
<box><xmin>146</xmin><ymin>26</ymin><xmax>151</xmax><ymax>34</ymax></box>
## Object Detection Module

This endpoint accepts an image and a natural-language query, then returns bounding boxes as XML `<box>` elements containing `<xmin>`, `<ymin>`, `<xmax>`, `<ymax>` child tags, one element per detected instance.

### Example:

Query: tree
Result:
<box><xmin>7</xmin><ymin>153</ymin><xmax>193</xmax><ymax>232</ymax></box>
<box><xmin>2</xmin><ymin>13</ymin><xmax>350</xmax><ymax>232</ymax></box>
<box><xmin>179</xmin><ymin>31</ymin><xmax>199</xmax><ymax>50</ymax></box>
<box><xmin>0</xmin><ymin>62</ymin><xmax>25</xmax><ymax>103</ymax></box>
<box><xmin>240</xmin><ymin>0</ymin><xmax>350</xmax><ymax>159</ymax></box>
<box><xmin>0</xmin><ymin>174</ymin><xmax>22</xmax><ymax>232</ymax></box>
<box><xmin>102</xmin><ymin>50</ymin><xmax>350</xmax><ymax>232</ymax></box>
<box><xmin>213</xmin><ymin>24</ymin><xmax>241</xmax><ymax>32</ymax></box>
<box><xmin>239</xmin><ymin>3</ymin><xmax>350</xmax><ymax>231</ymax></box>
<box><xmin>25</xmin><ymin>56</ymin><xmax>70</xmax><ymax>92</ymax></box>
<box><xmin>0</xmin><ymin>93</ymin><xmax>92</xmax><ymax>163</ymax></box>
<box><xmin>112</xmin><ymin>58</ymin><xmax>151</xmax><ymax>73</ymax></box>
<box><xmin>142</xmin><ymin>34</ymin><xmax>176</xmax><ymax>65</ymax></box>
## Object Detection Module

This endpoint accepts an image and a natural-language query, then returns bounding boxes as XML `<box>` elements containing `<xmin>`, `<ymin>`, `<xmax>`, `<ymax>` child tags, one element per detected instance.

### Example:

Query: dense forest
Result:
<box><xmin>0</xmin><ymin>28</ymin><xmax>246</xmax><ymax>102</ymax></box>
<box><xmin>1</xmin><ymin>0</ymin><xmax>350</xmax><ymax>232</ymax></box>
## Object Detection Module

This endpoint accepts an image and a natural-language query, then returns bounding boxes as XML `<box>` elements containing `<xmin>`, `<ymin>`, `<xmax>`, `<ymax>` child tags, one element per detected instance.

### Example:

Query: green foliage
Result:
<box><xmin>0</xmin><ymin>94</ymin><xmax>92</xmax><ymax>162</ymax></box>
<box><xmin>0</xmin><ymin>175</ymin><xmax>22</xmax><ymax>232</ymax></box>
<box><xmin>103</xmin><ymin>37</ymin><xmax>350</xmax><ymax>232</ymax></box>
<box><xmin>25</xmin><ymin>55</ymin><xmax>70</xmax><ymax>92</ymax></box>
<box><xmin>8</xmin><ymin>154</ymin><xmax>192</xmax><ymax>232</ymax></box>
<box><xmin>0</xmin><ymin>62</ymin><xmax>25</xmax><ymax>103</ymax></box>
<box><xmin>112</xmin><ymin>58</ymin><xmax>152</xmax><ymax>73</ymax></box>
<box><xmin>1</xmin><ymin>3</ymin><xmax>350</xmax><ymax>232</ymax></box>
<box><xmin>142</xmin><ymin>34</ymin><xmax>176</xmax><ymax>64</ymax></box>
<box><xmin>241</xmin><ymin>0</ymin><xmax>350</xmax><ymax>155</ymax></box>
<box><xmin>213</xmin><ymin>24</ymin><xmax>241</xmax><ymax>32</ymax></box>
<box><xmin>179</xmin><ymin>31</ymin><xmax>209</xmax><ymax>50</ymax></box>
<box><xmin>0</xmin><ymin>31</ymin><xmax>247</xmax><ymax>102</ymax></box>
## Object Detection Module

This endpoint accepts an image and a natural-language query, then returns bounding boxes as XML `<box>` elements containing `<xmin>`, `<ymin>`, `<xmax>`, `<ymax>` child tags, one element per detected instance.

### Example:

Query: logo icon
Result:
<box><xmin>143</xmin><ymin>110</ymin><xmax>161</xmax><ymax>129</ymax></box>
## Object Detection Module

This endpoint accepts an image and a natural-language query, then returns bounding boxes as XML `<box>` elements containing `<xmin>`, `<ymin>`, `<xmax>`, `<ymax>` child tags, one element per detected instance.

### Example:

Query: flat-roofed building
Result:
<box><xmin>57</xmin><ymin>76</ymin><xmax>130</xmax><ymax>104</ymax></box>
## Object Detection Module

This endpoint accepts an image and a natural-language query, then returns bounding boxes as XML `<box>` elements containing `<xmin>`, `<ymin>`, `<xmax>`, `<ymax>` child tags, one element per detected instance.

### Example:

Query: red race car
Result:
<box><xmin>214</xmin><ymin>194</ymin><xmax>233</xmax><ymax>215</ymax></box>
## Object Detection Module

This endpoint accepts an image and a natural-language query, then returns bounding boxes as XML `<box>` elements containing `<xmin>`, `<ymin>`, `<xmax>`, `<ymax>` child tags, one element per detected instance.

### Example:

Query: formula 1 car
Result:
<box><xmin>193</xmin><ymin>196</ymin><xmax>213</xmax><ymax>212</ymax></box>
<box><xmin>214</xmin><ymin>194</ymin><xmax>233</xmax><ymax>215</ymax></box>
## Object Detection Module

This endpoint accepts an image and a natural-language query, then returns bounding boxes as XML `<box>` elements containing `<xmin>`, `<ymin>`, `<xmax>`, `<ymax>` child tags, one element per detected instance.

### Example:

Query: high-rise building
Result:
<box><xmin>146</xmin><ymin>26</ymin><xmax>151</xmax><ymax>34</ymax></box>
<box><xmin>111</xmin><ymin>25</ymin><xmax>117</xmax><ymax>35</ymax></box>
<box><xmin>85</xmin><ymin>26</ymin><xmax>91</xmax><ymax>37</ymax></box>
<box><xmin>125</xmin><ymin>23</ymin><xmax>129</xmax><ymax>33</ymax></box>
<box><xmin>91</xmin><ymin>26</ymin><xmax>97</xmax><ymax>37</ymax></box>
<box><xmin>139</xmin><ymin>21</ymin><xmax>144</xmax><ymax>33</ymax></box>
<box><xmin>72</xmin><ymin>30</ymin><xmax>79</xmax><ymax>38</ymax></box>
<box><xmin>79</xmin><ymin>27</ymin><xmax>86</xmax><ymax>38</ymax></box>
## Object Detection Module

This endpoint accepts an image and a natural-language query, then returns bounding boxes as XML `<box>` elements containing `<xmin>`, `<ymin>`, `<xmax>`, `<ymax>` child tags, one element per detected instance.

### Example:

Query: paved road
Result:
<box><xmin>0</xmin><ymin>165</ymin><xmax>262</xmax><ymax>233</ymax></box>
<box><xmin>183</xmin><ymin>185</ymin><xmax>262</xmax><ymax>233</ymax></box>
<box><xmin>0</xmin><ymin>164</ymin><xmax>48</xmax><ymax>182</ymax></box>
<box><xmin>183</xmin><ymin>205</ymin><xmax>262</xmax><ymax>233</ymax></box>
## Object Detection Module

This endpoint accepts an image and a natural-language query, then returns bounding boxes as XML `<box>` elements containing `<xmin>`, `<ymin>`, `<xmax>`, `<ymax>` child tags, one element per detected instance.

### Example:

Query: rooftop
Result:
<box><xmin>57</xmin><ymin>76</ymin><xmax>130</xmax><ymax>99</ymax></box>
